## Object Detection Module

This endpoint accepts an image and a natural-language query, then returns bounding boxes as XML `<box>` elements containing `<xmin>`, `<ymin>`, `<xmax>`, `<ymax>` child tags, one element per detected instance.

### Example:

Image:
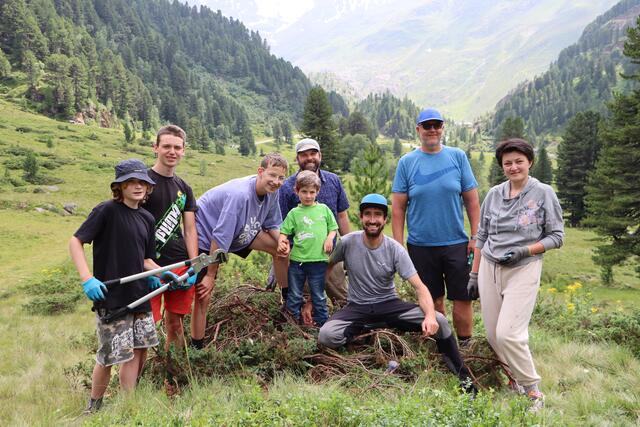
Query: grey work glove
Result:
<box><xmin>498</xmin><ymin>246</ymin><xmax>531</xmax><ymax>265</ymax></box>
<box><xmin>467</xmin><ymin>272</ymin><xmax>479</xmax><ymax>300</ymax></box>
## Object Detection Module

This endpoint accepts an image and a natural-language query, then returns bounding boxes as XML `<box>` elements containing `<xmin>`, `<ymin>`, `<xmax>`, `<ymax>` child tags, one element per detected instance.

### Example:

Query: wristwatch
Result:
<box><xmin>470</xmin><ymin>235</ymin><xmax>477</xmax><ymax>240</ymax></box>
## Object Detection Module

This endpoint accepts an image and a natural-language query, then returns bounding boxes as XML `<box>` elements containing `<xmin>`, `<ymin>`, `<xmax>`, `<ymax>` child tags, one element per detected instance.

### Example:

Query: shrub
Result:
<box><xmin>21</xmin><ymin>264</ymin><xmax>83</xmax><ymax>315</ymax></box>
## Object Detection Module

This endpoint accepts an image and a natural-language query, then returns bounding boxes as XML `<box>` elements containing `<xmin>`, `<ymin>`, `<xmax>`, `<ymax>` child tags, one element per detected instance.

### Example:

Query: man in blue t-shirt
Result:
<box><xmin>391</xmin><ymin>108</ymin><xmax>480</xmax><ymax>346</ymax></box>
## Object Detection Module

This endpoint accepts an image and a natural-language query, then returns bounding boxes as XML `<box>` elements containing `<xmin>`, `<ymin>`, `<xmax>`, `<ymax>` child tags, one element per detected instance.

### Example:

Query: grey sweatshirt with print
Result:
<box><xmin>476</xmin><ymin>176</ymin><xmax>564</xmax><ymax>267</ymax></box>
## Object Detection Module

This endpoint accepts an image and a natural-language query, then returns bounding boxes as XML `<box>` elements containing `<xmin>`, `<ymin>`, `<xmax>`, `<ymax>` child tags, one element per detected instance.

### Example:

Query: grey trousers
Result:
<box><xmin>318</xmin><ymin>298</ymin><xmax>452</xmax><ymax>349</ymax></box>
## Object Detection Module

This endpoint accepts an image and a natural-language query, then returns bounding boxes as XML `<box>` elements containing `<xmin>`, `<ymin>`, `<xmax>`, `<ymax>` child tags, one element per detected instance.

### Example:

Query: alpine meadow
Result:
<box><xmin>0</xmin><ymin>0</ymin><xmax>639</xmax><ymax>426</ymax></box>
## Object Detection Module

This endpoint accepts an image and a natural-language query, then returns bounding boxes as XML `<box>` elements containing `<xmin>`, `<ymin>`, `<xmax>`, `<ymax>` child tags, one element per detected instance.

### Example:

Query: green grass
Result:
<box><xmin>0</xmin><ymin>99</ymin><xmax>639</xmax><ymax>425</ymax></box>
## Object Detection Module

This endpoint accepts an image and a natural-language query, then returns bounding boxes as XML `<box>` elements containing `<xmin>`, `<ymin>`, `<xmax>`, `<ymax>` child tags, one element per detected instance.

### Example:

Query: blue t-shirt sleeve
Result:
<box><xmin>391</xmin><ymin>156</ymin><xmax>408</xmax><ymax>193</ymax></box>
<box><xmin>459</xmin><ymin>151</ymin><xmax>478</xmax><ymax>192</ymax></box>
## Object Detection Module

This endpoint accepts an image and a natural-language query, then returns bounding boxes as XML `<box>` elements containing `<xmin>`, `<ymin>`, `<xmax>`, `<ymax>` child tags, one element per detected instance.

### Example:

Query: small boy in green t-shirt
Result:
<box><xmin>278</xmin><ymin>170</ymin><xmax>338</xmax><ymax>325</ymax></box>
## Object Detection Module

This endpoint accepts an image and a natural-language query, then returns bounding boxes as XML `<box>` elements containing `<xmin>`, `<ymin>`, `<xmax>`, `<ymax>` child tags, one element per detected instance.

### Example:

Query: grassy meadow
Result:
<box><xmin>0</xmin><ymin>101</ymin><xmax>639</xmax><ymax>425</ymax></box>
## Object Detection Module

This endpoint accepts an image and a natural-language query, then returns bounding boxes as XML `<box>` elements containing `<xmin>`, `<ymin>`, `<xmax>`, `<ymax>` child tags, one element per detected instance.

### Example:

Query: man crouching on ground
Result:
<box><xmin>318</xmin><ymin>194</ymin><xmax>476</xmax><ymax>393</ymax></box>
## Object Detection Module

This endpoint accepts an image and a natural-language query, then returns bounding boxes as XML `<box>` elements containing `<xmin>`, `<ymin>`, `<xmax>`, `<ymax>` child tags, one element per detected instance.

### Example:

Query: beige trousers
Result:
<box><xmin>478</xmin><ymin>256</ymin><xmax>543</xmax><ymax>386</ymax></box>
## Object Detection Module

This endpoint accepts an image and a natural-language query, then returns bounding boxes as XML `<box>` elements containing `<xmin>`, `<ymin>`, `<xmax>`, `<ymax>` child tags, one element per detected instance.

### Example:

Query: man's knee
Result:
<box><xmin>435</xmin><ymin>311</ymin><xmax>452</xmax><ymax>339</ymax></box>
<box><xmin>318</xmin><ymin>320</ymin><xmax>348</xmax><ymax>349</ymax></box>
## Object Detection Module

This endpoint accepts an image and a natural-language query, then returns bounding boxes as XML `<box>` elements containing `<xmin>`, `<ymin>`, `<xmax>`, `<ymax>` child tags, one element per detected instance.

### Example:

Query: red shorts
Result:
<box><xmin>150</xmin><ymin>266</ymin><xmax>195</xmax><ymax>322</ymax></box>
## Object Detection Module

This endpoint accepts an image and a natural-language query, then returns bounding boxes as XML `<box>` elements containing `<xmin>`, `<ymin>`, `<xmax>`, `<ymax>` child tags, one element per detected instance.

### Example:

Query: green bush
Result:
<box><xmin>21</xmin><ymin>264</ymin><xmax>83</xmax><ymax>315</ymax></box>
<box><xmin>534</xmin><ymin>283</ymin><xmax>640</xmax><ymax>357</ymax></box>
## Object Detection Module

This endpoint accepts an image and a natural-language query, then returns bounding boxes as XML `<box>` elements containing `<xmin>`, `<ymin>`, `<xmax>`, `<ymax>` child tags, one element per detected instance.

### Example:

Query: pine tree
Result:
<box><xmin>393</xmin><ymin>136</ymin><xmax>402</xmax><ymax>158</ymax></box>
<box><xmin>272</xmin><ymin>119</ymin><xmax>282</xmax><ymax>147</ymax></box>
<box><xmin>531</xmin><ymin>145</ymin><xmax>553</xmax><ymax>184</ymax></box>
<box><xmin>489</xmin><ymin>116</ymin><xmax>526</xmax><ymax>186</ymax></box>
<box><xmin>123</xmin><ymin>120</ymin><xmax>134</xmax><ymax>145</ymax></box>
<box><xmin>23</xmin><ymin>150</ymin><xmax>38</xmax><ymax>183</ymax></box>
<box><xmin>347</xmin><ymin>142</ymin><xmax>390</xmax><ymax>224</ymax></box>
<box><xmin>301</xmin><ymin>86</ymin><xmax>339</xmax><ymax>170</ymax></box>
<box><xmin>0</xmin><ymin>48</ymin><xmax>10</xmax><ymax>78</ymax></box>
<box><xmin>281</xmin><ymin>118</ymin><xmax>293</xmax><ymax>146</ymax></box>
<box><xmin>557</xmin><ymin>111</ymin><xmax>602</xmax><ymax>226</ymax></box>
<box><xmin>584</xmin><ymin>20</ymin><xmax>640</xmax><ymax>283</ymax></box>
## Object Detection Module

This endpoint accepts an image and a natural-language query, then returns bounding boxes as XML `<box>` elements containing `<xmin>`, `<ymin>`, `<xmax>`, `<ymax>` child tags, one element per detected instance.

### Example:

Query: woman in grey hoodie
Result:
<box><xmin>467</xmin><ymin>138</ymin><xmax>564</xmax><ymax>411</ymax></box>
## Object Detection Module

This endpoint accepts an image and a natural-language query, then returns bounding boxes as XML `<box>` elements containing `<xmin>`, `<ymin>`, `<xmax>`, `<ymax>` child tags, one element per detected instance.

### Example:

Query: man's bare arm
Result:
<box><xmin>391</xmin><ymin>192</ymin><xmax>408</xmax><ymax>245</ymax></box>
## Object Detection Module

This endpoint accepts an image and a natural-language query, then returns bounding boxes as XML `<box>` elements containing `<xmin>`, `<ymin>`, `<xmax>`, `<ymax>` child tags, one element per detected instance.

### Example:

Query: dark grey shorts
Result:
<box><xmin>407</xmin><ymin>241</ymin><xmax>472</xmax><ymax>301</ymax></box>
<box><xmin>95</xmin><ymin>311</ymin><xmax>158</xmax><ymax>367</ymax></box>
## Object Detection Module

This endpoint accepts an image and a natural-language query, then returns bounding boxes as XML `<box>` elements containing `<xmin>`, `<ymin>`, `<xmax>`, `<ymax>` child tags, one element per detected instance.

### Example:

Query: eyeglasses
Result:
<box><xmin>420</xmin><ymin>122</ymin><xmax>443</xmax><ymax>130</ymax></box>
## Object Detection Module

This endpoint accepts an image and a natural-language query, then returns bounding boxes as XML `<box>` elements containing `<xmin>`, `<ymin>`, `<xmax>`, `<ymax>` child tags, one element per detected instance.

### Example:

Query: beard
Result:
<box><xmin>363</xmin><ymin>223</ymin><xmax>384</xmax><ymax>238</ymax></box>
<box><xmin>299</xmin><ymin>160</ymin><xmax>320</xmax><ymax>172</ymax></box>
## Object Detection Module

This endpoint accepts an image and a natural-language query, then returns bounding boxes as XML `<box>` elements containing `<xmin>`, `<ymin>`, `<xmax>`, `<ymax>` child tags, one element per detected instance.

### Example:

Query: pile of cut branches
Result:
<box><xmin>147</xmin><ymin>285</ymin><xmax>509</xmax><ymax>391</ymax></box>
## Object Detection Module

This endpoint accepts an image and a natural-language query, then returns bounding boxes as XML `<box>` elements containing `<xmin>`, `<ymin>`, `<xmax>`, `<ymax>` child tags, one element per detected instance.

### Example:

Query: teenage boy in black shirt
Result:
<box><xmin>143</xmin><ymin>125</ymin><xmax>198</xmax><ymax>350</ymax></box>
<box><xmin>69</xmin><ymin>159</ymin><xmax>168</xmax><ymax>412</ymax></box>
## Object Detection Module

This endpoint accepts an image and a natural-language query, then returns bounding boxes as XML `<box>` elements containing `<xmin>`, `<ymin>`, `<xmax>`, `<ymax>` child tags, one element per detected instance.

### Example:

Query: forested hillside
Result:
<box><xmin>491</xmin><ymin>0</ymin><xmax>640</xmax><ymax>137</ymax></box>
<box><xmin>354</xmin><ymin>91</ymin><xmax>420</xmax><ymax>140</ymax></box>
<box><xmin>0</xmin><ymin>0</ymin><xmax>314</xmax><ymax>154</ymax></box>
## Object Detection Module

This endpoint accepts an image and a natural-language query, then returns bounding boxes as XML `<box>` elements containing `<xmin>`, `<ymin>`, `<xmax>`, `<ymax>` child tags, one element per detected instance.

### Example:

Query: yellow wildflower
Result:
<box><xmin>591</xmin><ymin>307</ymin><xmax>599</xmax><ymax>314</ymax></box>
<box><xmin>567</xmin><ymin>302</ymin><xmax>576</xmax><ymax>313</ymax></box>
<box><xmin>547</xmin><ymin>287</ymin><xmax>557</xmax><ymax>293</ymax></box>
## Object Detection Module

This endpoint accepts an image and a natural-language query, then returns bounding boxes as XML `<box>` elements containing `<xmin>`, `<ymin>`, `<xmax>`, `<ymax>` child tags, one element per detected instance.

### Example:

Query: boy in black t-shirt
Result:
<box><xmin>143</xmin><ymin>125</ymin><xmax>198</xmax><ymax>351</ymax></box>
<box><xmin>69</xmin><ymin>159</ymin><xmax>168</xmax><ymax>412</ymax></box>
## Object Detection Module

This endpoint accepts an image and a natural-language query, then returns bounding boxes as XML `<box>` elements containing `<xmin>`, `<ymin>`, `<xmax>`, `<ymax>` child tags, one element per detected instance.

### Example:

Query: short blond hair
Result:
<box><xmin>260</xmin><ymin>152</ymin><xmax>288</xmax><ymax>170</ymax></box>
<box><xmin>295</xmin><ymin>170</ymin><xmax>321</xmax><ymax>191</ymax></box>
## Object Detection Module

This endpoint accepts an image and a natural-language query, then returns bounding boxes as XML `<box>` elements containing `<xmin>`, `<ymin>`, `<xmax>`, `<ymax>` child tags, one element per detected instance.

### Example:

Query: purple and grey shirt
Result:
<box><xmin>195</xmin><ymin>175</ymin><xmax>282</xmax><ymax>252</ymax></box>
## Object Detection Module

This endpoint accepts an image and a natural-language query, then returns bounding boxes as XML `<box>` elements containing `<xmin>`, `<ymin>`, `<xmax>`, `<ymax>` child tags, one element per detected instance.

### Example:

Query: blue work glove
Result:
<box><xmin>186</xmin><ymin>267</ymin><xmax>197</xmax><ymax>287</ymax></box>
<box><xmin>498</xmin><ymin>246</ymin><xmax>531</xmax><ymax>266</ymax></box>
<box><xmin>82</xmin><ymin>277</ymin><xmax>107</xmax><ymax>301</ymax></box>
<box><xmin>467</xmin><ymin>272</ymin><xmax>479</xmax><ymax>300</ymax></box>
<box><xmin>168</xmin><ymin>269</ymin><xmax>195</xmax><ymax>291</ymax></box>
<box><xmin>161</xmin><ymin>271</ymin><xmax>180</xmax><ymax>285</ymax></box>
<box><xmin>147</xmin><ymin>275</ymin><xmax>162</xmax><ymax>290</ymax></box>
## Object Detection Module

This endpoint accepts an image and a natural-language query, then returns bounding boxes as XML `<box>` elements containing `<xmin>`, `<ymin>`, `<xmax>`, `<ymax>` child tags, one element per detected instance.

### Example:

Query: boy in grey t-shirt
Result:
<box><xmin>318</xmin><ymin>194</ymin><xmax>476</xmax><ymax>394</ymax></box>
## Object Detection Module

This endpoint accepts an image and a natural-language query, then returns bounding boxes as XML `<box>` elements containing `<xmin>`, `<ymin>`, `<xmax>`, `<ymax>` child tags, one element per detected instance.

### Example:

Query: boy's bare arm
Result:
<box><xmin>182</xmin><ymin>211</ymin><xmax>199</xmax><ymax>259</ymax></box>
<box><xmin>69</xmin><ymin>236</ymin><xmax>92</xmax><ymax>281</ymax></box>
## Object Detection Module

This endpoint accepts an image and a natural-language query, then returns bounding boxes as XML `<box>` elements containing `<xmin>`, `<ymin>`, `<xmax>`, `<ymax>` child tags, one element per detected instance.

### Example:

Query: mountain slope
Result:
<box><xmin>491</xmin><ymin>0</ymin><xmax>640</xmax><ymax>136</ymax></box>
<box><xmin>198</xmin><ymin>0</ymin><xmax>620</xmax><ymax>119</ymax></box>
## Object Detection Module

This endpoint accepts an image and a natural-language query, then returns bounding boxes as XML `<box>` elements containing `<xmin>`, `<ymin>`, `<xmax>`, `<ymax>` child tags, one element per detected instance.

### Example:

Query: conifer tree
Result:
<box><xmin>301</xmin><ymin>86</ymin><xmax>339</xmax><ymax>170</ymax></box>
<box><xmin>23</xmin><ymin>150</ymin><xmax>38</xmax><ymax>183</ymax></box>
<box><xmin>393</xmin><ymin>136</ymin><xmax>402</xmax><ymax>158</ymax></box>
<box><xmin>557</xmin><ymin>111</ymin><xmax>602</xmax><ymax>226</ymax></box>
<box><xmin>0</xmin><ymin>48</ymin><xmax>10</xmax><ymax>78</ymax></box>
<box><xmin>272</xmin><ymin>119</ymin><xmax>282</xmax><ymax>147</ymax></box>
<box><xmin>347</xmin><ymin>142</ymin><xmax>390</xmax><ymax>224</ymax></box>
<box><xmin>281</xmin><ymin>118</ymin><xmax>293</xmax><ymax>146</ymax></box>
<box><xmin>585</xmin><ymin>19</ymin><xmax>640</xmax><ymax>283</ymax></box>
<box><xmin>531</xmin><ymin>145</ymin><xmax>553</xmax><ymax>184</ymax></box>
<box><xmin>488</xmin><ymin>116</ymin><xmax>526</xmax><ymax>187</ymax></box>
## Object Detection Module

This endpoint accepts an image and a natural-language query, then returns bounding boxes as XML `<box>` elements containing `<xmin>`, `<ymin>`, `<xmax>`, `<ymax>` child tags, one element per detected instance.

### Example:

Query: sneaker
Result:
<box><xmin>527</xmin><ymin>390</ymin><xmax>545</xmax><ymax>412</ymax></box>
<box><xmin>83</xmin><ymin>397</ymin><xmax>103</xmax><ymax>414</ymax></box>
<box><xmin>508</xmin><ymin>379</ymin><xmax>525</xmax><ymax>395</ymax></box>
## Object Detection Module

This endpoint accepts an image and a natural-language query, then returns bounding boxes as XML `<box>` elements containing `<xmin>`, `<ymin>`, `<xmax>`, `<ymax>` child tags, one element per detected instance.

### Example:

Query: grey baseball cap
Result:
<box><xmin>111</xmin><ymin>159</ymin><xmax>155</xmax><ymax>186</ymax></box>
<box><xmin>295</xmin><ymin>138</ymin><xmax>320</xmax><ymax>153</ymax></box>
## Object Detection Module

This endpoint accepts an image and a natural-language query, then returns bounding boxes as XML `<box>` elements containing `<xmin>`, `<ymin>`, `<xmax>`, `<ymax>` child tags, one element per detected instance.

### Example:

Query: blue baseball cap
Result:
<box><xmin>111</xmin><ymin>159</ymin><xmax>155</xmax><ymax>187</ymax></box>
<box><xmin>359</xmin><ymin>193</ymin><xmax>388</xmax><ymax>215</ymax></box>
<box><xmin>416</xmin><ymin>108</ymin><xmax>444</xmax><ymax>125</ymax></box>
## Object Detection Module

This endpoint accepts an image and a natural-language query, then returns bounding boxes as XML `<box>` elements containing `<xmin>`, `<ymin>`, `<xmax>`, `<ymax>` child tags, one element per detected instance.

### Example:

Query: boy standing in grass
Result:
<box><xmin>143</xmin><ymin>125</ymin><xmax>198</xmax><ymax>348</ymax></box>
<box><xmin>278</xmin><ymin>170</ymin><xmax>338</xmax><ymax>326</ymax></box>
<box><xmin>69</xmin><ymin>159</ymin><xmax>167</xmax><ymax>413</ymax></box>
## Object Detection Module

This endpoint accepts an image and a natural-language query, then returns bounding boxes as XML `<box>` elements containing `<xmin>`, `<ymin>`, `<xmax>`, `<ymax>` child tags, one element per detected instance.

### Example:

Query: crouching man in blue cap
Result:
<box><xmin>318</xmin><ymin>194</ymin><xmax>476</xmax><ymax>393</ymax></box>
